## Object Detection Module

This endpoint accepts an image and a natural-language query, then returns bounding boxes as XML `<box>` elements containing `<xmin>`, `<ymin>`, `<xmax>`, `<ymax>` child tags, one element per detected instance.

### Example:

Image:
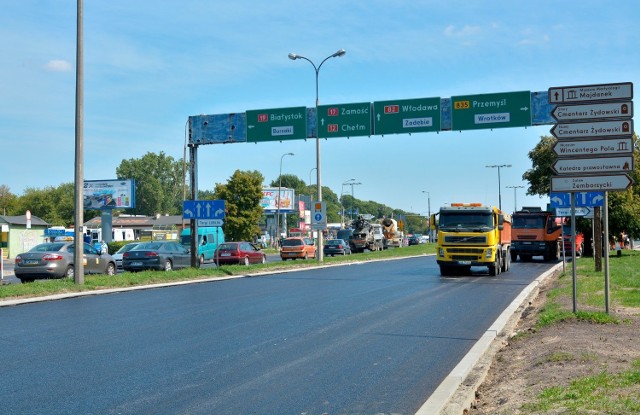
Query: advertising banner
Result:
<box><xmin>84</xmin><ymin>179</ymin><xmax>136</xmax><ymax>210</ymax></box>
<box><xmin>261</xmin><ymin>187</ymin><xmax>295</xmax><ymax>213</ymax></box>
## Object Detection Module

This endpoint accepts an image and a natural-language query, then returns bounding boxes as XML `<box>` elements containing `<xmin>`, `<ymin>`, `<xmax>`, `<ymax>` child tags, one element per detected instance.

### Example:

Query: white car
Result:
<box><xmin>112</xmin><ymin>242</ymin><xmax>140</xmax><ymax>270</ymax></box>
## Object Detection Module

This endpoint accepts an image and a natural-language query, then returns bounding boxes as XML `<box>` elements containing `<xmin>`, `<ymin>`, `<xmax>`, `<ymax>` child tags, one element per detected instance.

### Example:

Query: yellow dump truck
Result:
<box><xmin>432</xmin><ymin>203</ymin><xmax>512</xmax><ymax>276</ymax></box>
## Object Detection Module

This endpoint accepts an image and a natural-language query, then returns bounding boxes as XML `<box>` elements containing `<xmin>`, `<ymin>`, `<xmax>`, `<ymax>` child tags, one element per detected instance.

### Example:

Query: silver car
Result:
<box><xmin>112</xmin><ymin>242</ymin><xmax>140</xmax><ymax>271</ymax></box>
<box><xmin>14</xmin><ymin>242</ymin><xmax>117</xmax><ymax>283</ymax></box>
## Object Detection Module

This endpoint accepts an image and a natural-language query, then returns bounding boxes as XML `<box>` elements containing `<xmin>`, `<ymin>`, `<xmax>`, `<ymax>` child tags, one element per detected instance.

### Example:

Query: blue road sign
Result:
<box><xmin>550</xmin><ymin>192</ymin><xmax>605</xmax><ymax>208</ymax></box>
<box><xmin>183</xmin><ymin>200</ymin><xmax>225</xmax><ymax>220</ymax></box>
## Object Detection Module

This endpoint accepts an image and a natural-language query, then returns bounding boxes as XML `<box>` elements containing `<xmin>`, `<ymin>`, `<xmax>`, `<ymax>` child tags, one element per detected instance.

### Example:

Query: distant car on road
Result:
<box><xmin>407</xmin><ymin>235</ymin><xmax>420</xmax><ymax>246</ymax></box>
<box><xmin>112</xmin><ymin>242</ymin><xmax>140</xmax><ymax>271</ymax></box>
<box><xmin>14</xmin><ymin>242</ymin><xmax>116</xmax><ymax>283</ymax></box>
<box><xmin>323</xmin><ymin>238</ymin><xmax>352</xmax><ymax>256</ymax></box>
<box><xmin>214</xmin><ymin>242</ymin><xmax>267</xmax><ymax>266</ymax></box>
<box><xmin>280</xmin><ymin>237</ymin><xmax>316</xmax><ymax>260</ymax></box>
<box><xmin>122</xmin><ymin>241</ymin><xmax>191</xmax><ymax>272</ymax></box>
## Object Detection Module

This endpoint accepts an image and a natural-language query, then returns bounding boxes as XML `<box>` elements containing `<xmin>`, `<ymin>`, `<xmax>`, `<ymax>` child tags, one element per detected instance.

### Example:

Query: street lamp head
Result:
<box><xmin>288</xmin><ymin>53</ymin><xmax>299</xmax><ymax>60</ymax></box>
<box><xmin>332</xmin><ymin>49</ymin><xmax>346</xmax><ymax>58</ymax></box>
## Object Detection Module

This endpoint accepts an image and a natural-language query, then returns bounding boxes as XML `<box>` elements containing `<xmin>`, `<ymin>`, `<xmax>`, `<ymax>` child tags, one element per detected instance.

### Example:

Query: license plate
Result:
<box><xmin>130</xmin><ymin>261</ymin><xmax>143</xmax><ymax>266</ymax></box>
<box><xmin>221</xmin><ymin>253</ymin><xmax>231</xmax><ymax>257</ymax></box>
<box><xmin>459</xmin><ymin>261</ymin><xmax>471</xmax><ymax>265</ymax></box>
<box><xmin>24</xmin><ymin>259</ymin><xmax>39</xmax><ymax>265</ymax></box>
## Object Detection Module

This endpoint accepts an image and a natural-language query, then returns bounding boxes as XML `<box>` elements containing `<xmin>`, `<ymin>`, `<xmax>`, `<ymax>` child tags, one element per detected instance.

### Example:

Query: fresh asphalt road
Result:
<box><xmin>0</xmin><ymin>256</ymin><xmax>556</xmax><ymax>414</ymax></box>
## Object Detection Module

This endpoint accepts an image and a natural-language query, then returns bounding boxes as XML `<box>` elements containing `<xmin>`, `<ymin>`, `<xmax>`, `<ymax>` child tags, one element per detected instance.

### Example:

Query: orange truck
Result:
<box><xmin>510</xmin><ymin>207</ymin><xmax>562</xmax><ymax>262</ymax></box>
<box><xmin>433</xmin><ymin>203</ymin><xmax>511</xmax><ymax>276</ymax></box>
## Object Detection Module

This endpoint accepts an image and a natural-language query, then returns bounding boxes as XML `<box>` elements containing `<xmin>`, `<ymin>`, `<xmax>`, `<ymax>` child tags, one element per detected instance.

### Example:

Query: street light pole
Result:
<box><xmin>341</xmin><ymin>178</ymin><xmax>356</xmax><ymax>227</ymax></box>
<box><xmin>422</xmin><ymin>190</ymin><xmax>431</xmax><ymax>242</ymax></box>
<box><xmin>486</xmin><ymin>164</ymin><xmax>511</xmax><ymax>211</ymax></box>
<box><xmin>289</xmin><ymin>49</ymin><xmax>346</xmax><ymax>262</ymax></box>
<box><xmin>276</xmin><ymin>152</ymin><xmax>294</xmax><ymax>248</ymax></box>
<box><xmin>506</xmin><ymin>185</ymin><xmax>525</xmax><ymax>212</ymax></box>
<box><xmin>348</xmin><ymin>181</ymin><xmax>362</xmax><ymax>220</ymax></box>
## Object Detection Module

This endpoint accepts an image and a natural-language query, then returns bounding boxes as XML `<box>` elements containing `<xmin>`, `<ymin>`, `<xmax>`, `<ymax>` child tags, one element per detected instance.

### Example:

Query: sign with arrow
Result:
<box><xmin>552</xmin><ymin>155</ymin><xmax>634</xmax><ymax>175</ymax></box>
<box><xmin>555</xmin><ymin>206</ymin><xmax>593</xmax><ymax>217</ymax></box>
<box><xmin>183</xmin><ymin>200</ymin><xmax>225</xmax><ymax>220</ymax></box>
<box><xmin>548</xmin><ymin>82</ymin><xmax>633</xmax><ymax>104</ymax></box>
<box><xmin>451</xmin><ymin>91</ymin><xmax>532</xmax><ymax>130</ymax></box>
<box><xmin>550</xmin><ymin>191</ymin><xmax>605</xmax><ymax>208</ymax></box>
<box><xmin>553</xmin><ymin>137</ymin><xmax>633</xmax><ymax>157</ymax></box>
<box><xmin>551</xmin><ymin>120</ymin><xmax>633</xmax><ymax>140</ymax></box>
<box><xmin>551</xmin><ymin>101</ymin><xmax>633</xmax><ymax>122</ymax></box>
<box><xmin>551</xmin><ymin>174</ymin><xmax>634</xmax><ymax>192</ymax></box>
<box><xmin>317</xmin><ymin>102</ymin><xmax>372</xmax><ymax>138</ymax></box>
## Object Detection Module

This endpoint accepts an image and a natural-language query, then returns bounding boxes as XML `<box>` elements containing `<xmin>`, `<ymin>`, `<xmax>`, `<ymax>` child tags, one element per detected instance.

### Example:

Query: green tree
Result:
<box><xmin>116</xmin><ymin>151</ymin><xmax>186</xmax><ymax>216</ymax></box>
<box><xmin>213</xmin><ymin>170</ymin><xmax>264</xmax><ymax>241</ymax></box>
<box><xmin>12</xmin><ymin>183</ymin><xmax>75</xmax><ymax>226</ymax></box>
<box><xmin>0</xmin><ymin>184</ymin><xmax>17</xmax><ymax>215</ymax></box>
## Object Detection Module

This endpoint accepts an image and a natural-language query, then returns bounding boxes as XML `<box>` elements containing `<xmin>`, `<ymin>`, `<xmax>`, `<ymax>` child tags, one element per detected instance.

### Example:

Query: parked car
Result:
<box><xmin>280</xmin><ymin>237</ymin><xmax>317</xmax><ymax>260</ymax></box>
<box><xmin>407</xmin><ymin>235</ymin><xmax>420</xmax><ymax>246</ymax></box>
<box><xmin>323</xmin><ymin>238</ymin><xmax>352</xmax><ymax>256</ymax></box>
<box><xmin>112</xmin><ymin>242</ymin><xmax>140</xmax><ymax>270</ymax></box>
<box><xmin>214</xmin><ymin>242</ymin><xmax>267</xmax><ymax>266</ymax></box>
<box><xmin>122</xmin><ymin>241</ymin><xmax>191</xmax><ymax>272</ymax></box>
<box><xmin>14</xmin><ymin>242</ymin><xmax>116</xmax><ymax>283</ymax></box>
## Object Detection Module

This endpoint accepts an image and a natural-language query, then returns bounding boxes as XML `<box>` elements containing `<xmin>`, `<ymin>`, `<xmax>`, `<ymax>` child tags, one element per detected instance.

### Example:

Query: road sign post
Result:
<box><xmin>373</xmin><ymin>97</ymin><xmax>440</xmax><ymax>135</ymax></box>
<box><xmin>246</xmin><ymin>107</ymin><xmax>307</xmax><ymax>142</ymax></box>
<box><xmin>451</xmin><ymin>91</ymin><xmax>532</xmax><ymax>131</ymax></box>
<box><xmin>551</xmin><ymin>174</ymin><xmax>633</xmax><ymax>192</ymax></box>
<box><xmin>317</xmin><ymin>103</ymin><xmax>372</xmax><ymax>138</ymax></box>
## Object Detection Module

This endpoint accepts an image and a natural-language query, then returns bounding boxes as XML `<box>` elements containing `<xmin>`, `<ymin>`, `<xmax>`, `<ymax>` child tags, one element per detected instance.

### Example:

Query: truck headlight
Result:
<box><xmin>438</xmin><ymin>248</ymin><xmax>444</xmax><ymax>257</ymax></box>
<box><xmin>485</xmin><ymin>248</ymin><xmax>493</xmax><ymax>259</ymax></box>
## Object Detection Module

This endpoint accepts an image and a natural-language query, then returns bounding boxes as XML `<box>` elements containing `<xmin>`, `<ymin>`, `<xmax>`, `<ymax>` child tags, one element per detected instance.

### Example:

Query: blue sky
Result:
<box><xmin>1</xmin><ymin>0</ymin><xmax>638</xmax><ymax>215</ymax></box>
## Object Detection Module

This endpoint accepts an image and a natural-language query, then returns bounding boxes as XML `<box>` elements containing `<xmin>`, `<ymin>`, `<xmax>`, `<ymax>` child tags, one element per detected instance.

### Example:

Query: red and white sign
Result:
<box><xmin>384</xmin><ymin>105</ymin><xmax>399</xmax><ymax>114</ymax></box>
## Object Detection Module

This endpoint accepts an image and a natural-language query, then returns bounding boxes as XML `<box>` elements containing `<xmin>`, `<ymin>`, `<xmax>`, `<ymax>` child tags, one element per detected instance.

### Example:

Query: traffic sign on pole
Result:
<box><xmin>551</xmin><ymin>101</ymin><xmax>633</xmax><ymax>122</ymax></box>
<box><xmin>317</xmin><ymin>103</ymin><xmax>372</xmax><ymax>138</ymax></box>
<box><xmin>551</xmin><ymin>120</ymin><xmax>633</xmax><ymax>140</ymax></box>
<box><xmin>556</xmin><ymin>206</ymin><xmax>592</xmax><ymax>217</ymax></box>
<box><xmin>553</xmin><ymin>137</ymin><xmax>633</xmax><ymax>157</ymax></box>
<box><xmin>246</xmin><ymin>107</ymin><xmax>307</xmax><ymax>142</ymax></box>
<box><xmin>548</xmin><ymin>82</ymin><xmax>633</xmax><ymax>104</ymax></box>
<box><xmin>451</xmin><ymin>91</ymin><xmax>532</xmax><ymax>131</ymax></box>
<box><xmin>550</xmin><ymin>191</ymin><xmax>605</xmax><ymax>208</ymax></box>
<box><xmin>373</xmin><ymin>97</ymin><xmax>441</xmax><ymax>135</ymax></box>
<box><xmin>311</xmin><ymin>201</ymin><xmax>327</xmax><ymax>230</ymax></box>
<box><xmin>183</xmin><ymin>200</ymin><xmax>225</xmax><ymax>220</ymax></box>
<box><xmin>551</xmin><ymin>174</ymin><xmax>633</xmax><ymax>192</ymax></box>
<box><xmin>552</xmin><ymin>155</ymin><xmax>634</xmax><ymax>175</ymax></box>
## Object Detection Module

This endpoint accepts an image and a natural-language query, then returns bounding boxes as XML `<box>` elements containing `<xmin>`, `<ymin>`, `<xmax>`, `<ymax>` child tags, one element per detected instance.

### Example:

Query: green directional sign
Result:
<box><xmin>451</xmin><ymin>91</ymin><xmax>532</xmax><ymax>131</ymax></box>
<box><xmin>246</xmin><ymin>106</ymin><xmax>307</xmax><ymax>142</ymax></box>
<box><xmin>373</xmin><ymin>97</ymin><xmax>441</xmax><ymax>135</ymax></box>
<box><xmin>317</xmin><ymin>102</ymin><xmax>372</xmax><ymax>138</ymax></box>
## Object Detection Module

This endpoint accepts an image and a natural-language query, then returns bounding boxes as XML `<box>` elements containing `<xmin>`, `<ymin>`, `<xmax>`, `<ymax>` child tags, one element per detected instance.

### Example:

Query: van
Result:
<box><xmin>180</xmin><ymin>227</ymin><xmax>225</xmax><ymax>264</ymax></box>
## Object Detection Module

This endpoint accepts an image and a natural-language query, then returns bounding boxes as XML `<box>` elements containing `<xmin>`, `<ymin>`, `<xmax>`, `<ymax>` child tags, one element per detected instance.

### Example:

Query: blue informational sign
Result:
<box><xmin>550</xmin><ymin>192</ymin><xmax>605</xmax><ymax>208</ymax></box>
<box><xmin>183</xmin><ymin>200</ymin><xmax>225</xmax><ymax>220</ymax></box>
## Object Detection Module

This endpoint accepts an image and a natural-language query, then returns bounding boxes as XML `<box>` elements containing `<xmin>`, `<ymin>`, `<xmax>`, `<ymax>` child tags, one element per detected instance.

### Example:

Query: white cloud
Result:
<box><xmin>44</xmin><ymin>59</ymin><xmax>72</xmax><ymax>72</ymax></box>
<box><xmin>443</xmin><ymin>24</ymin><xmax>482</xmax><ymax>38</ymax></box>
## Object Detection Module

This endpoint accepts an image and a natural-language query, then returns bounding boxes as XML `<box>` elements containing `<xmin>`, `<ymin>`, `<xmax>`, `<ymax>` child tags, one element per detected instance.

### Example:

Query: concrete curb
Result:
<box><xmin>415</xmin><ymin>262</ymin><xmax>564</xmax><ymax>415</ymax></box>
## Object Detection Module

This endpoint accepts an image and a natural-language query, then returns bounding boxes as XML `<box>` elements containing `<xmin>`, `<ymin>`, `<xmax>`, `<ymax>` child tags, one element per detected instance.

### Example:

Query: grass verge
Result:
<box><xmin>1</xmin><ymin>243</ymin><xmax>435</xmax><ymax>301</ymax></box>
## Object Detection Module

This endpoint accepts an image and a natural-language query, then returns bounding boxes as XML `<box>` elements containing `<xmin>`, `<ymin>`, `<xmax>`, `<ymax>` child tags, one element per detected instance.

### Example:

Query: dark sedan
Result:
<box><xmin>214</xmin><ymin>242</ymin><xmax>267</xmax><ymax>266</ymax></box>
<box><xmin>323</xmin><ymin>238</ymin><xmax>352</xmax><ymax>256</ymax></box>
<box><xmin>122</xmin><ymin>241</ymin><xmax>191</xmax><ymax>272</ymax></box>
<box><xmin>407</xmin><ymin>235</ymin><xmax>420</xmax><ymax>246</ymax></box>
<box><xmin>14</xmin><ymin>242</ymin><xmax>116</xmax><ymax>283</ymax></box>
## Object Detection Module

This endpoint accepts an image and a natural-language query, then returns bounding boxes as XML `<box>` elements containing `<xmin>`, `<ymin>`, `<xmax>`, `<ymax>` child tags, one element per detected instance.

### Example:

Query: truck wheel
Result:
<box><xmin>510</xmin><ymin>251</ymin><xmax>518</xmax><ymax>262</ymax></box>
<box><xmin>489</xmin><ymin>254</ymin><xmax>501</xmax><ymax>276</ymax></box>
<box><xmin>502</xmin><ymin>251</ymin><xmax>510</xmax><ymax>272</ymax></box>
<box><xmin>439</xmin><ymin>265</ymin><xmax>452</xmax><ymax>276</ymax></box>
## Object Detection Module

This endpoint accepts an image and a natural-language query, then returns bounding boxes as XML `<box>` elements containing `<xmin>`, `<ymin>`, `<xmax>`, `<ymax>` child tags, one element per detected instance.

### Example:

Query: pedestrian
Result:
<box><xmin>100</xmin><ymin>240</ymin><xmax>108</xmax><ymax>255</ymax></box>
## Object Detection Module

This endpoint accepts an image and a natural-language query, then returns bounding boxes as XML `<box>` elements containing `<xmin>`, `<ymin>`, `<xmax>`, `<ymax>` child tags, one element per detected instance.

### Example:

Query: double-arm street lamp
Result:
<box><xmin>486</xmin><ymin>164</ymin><xmax>511</xmax><ymax>211</ymax></box>
<box><xmin>276</xmin><ymin>152</ymin><xmax>294</xmax><ymax>247</ymax></box>
<box><xmin>288</xmin><ymin>49</ymin><xmax>346</xmax><ymax>262</ymax></box>
<box><xmin>506</xmin><ymin>185</ymin><xmax>525</xmax><ymax>212</ymax></box>
<box><xmin>341</xmin><ymin>178</ymin><xmax>356</xmax><ymax>226</ymax></box>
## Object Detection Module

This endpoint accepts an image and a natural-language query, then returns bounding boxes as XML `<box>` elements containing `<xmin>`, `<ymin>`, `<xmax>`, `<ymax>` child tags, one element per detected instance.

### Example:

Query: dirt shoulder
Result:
<box><xmin>463</xmin><ymin>269</ymin><xmax>640</xmax><ymax>414</ymax></box>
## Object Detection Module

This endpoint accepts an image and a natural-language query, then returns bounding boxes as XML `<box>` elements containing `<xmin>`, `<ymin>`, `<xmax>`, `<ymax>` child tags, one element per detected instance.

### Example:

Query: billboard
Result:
<box><xmin>84</xmin><ymin>179</ymin><xmax>136</xmax><ymax>210</ymax></box>
<box><xmin>261</xmin><ymin>187</ymin><xmax>295</xmax><ymax>213</ymax></box>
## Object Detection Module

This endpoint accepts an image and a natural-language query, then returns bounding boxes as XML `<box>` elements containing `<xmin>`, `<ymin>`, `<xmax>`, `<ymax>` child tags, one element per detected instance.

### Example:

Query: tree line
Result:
<box><xmin>2</xmin><ymin>133</ymin><xmax>638</xmax><ymax>241</ymax></box>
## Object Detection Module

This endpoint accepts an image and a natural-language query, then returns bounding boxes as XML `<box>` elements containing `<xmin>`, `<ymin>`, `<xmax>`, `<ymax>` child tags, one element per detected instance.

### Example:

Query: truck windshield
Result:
<box><xmin>439</xmin><ymin>212</ymin><xmax>493</xmax><ymax>231</ymax></box>
<box><xmin>513</xmin><ymin>216</ymin><xmax>546</xmax><ymax>229</ymax></box>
